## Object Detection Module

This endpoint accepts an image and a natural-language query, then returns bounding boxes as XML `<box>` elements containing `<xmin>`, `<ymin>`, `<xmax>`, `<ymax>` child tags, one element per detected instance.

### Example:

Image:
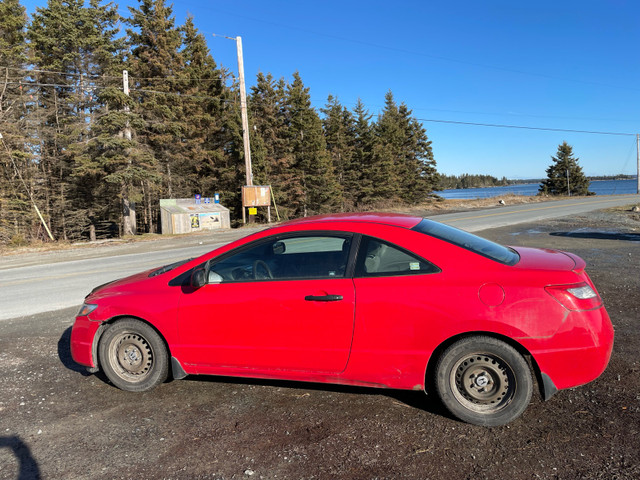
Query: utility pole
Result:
<box><xmin>566</xmin><ymin>168</ymin><xmax>571</xmax><ymax>197</ymax></box>
<box><xmin>637</xmin><ymin>134</ymin><xmax>639</xmax><ymax>194</ymax></box>
<box><xmin>122</xmin><ymin>70</ymin><xmax>136</xmax><ymax>235</ymax></box>
<box><xmin>236</xmin><ymin>36</ymin><xmax>253</xmax><ymax>187</ymax></box>
<box><xmin>212</xmin><ymin>34</ymin><xmax>253</xmax><ymax>187</ymax></box>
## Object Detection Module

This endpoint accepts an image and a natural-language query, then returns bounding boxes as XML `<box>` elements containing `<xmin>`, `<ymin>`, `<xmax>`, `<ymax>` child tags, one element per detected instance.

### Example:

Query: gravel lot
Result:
<box><xmin>0</xmin><ymin>207</ymin><xmax>638</xmax><ymax>479</ymax></box>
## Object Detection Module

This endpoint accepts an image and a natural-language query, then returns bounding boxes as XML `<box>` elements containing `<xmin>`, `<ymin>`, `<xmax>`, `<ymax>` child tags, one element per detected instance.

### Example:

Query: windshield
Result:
<box><xmin>412</xmin><ymin>219</ymin><xmax>520</xmax><ymax>266</ymax></box>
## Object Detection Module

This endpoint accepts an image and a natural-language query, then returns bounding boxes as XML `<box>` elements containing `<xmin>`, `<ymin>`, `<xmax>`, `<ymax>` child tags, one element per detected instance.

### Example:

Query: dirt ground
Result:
<box><xmin>0</xmin><ymin>207</ymin><xmax>638</xmax><ymax>479</ymax></box>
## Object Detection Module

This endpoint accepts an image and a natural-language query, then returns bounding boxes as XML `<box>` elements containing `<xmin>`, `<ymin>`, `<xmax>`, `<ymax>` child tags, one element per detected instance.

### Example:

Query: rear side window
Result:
<box><xmin>412</xmin><ymin>219</ymin><xmax>519</xmax><ymax>266</ymax></box>
<box><xmin>355</xmin><ymin>236</ymin><xmax>439</xmax><ymax>277</ymax></box>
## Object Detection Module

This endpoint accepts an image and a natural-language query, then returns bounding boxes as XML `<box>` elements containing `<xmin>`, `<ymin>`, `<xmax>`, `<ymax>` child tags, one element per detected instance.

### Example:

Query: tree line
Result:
<box><xmin>0</xmin><ymin>0</ymin><xmax>439</xmax><ymax>244</ymax></box>
<box><xmin>439</xmin><ymin>174</ymin><xmax>509</xmax><ymax>190</ymax></box>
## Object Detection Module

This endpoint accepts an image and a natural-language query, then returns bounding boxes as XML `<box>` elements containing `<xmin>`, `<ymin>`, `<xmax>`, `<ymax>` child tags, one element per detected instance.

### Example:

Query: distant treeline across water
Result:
<box><xmin>439</xmin><ymin>179</ymin><xmax>638</xmax><ymax>199</ymax></box>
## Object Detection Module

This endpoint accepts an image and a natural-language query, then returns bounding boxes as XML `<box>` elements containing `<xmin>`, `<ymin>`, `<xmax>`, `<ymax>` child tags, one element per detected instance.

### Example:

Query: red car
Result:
<box><xmin>70</xmin><ymin>213</ymin><xmax>613</xmax><ymax>426</ymax></box>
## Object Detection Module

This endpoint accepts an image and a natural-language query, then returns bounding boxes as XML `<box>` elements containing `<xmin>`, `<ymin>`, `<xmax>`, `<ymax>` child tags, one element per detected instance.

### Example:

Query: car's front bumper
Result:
<box><xmin>70</xmin><ymin>314</ymin><xmax>103</xmax><ymax>368</ymax></box>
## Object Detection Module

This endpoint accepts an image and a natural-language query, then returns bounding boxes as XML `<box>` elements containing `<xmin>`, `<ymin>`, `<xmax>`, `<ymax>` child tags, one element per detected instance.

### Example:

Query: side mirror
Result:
<box><xmin>191</xmin><ymin>268</ymin><xmax>207</xmax><ymax>288</ymax></box>
<box><xmin>273</xmin><ymin>241</ymin><xmax>286</xmax><ymax>255</ymax></box>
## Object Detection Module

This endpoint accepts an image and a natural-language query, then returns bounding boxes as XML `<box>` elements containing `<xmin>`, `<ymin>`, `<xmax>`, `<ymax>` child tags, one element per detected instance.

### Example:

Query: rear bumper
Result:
<box><xmin>528</xmin><ymin>306</ymin><xmax>614</xmax><ymax>391</ymax></box>
<box><xmin>70</xmin><ymin>315</ymin><xmax>102</xmax><ymax>368</ymax></box>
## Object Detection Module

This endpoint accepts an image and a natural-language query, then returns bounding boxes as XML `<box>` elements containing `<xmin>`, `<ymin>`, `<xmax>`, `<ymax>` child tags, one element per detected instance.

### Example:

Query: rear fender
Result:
<box><xmin>424</xmin><ymin>331</ymin><xmax>549</xmax><ymax>399</ymax></box>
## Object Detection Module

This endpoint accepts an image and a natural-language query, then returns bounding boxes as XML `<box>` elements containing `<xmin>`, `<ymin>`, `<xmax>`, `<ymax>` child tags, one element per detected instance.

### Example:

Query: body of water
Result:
<box><xmin>439</xmin><ymin>179</ymin><xmax>638</xmax><ymax>199</ymax></box>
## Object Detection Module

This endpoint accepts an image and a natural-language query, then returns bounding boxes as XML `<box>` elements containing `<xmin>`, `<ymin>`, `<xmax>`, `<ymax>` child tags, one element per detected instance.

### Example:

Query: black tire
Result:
<box><xmin>98</xmin><ymin>318</ymin><xmax>169</xmax><ymax>392</ymax></box>
<box><xmin>434</xmin><ymin>336</ymin><xmax>533</xmax><ymax>426</ymax></box>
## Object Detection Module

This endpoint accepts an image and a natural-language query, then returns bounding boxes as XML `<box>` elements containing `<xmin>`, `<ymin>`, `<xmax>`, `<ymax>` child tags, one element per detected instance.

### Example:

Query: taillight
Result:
<box><xmin>545</xmin><ymin>283</ymin><xmax>602</xmax><ymax>311</ymax></box>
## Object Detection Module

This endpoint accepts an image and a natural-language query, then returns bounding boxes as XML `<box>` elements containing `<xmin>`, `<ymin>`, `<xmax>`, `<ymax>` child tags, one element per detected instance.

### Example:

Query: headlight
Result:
<box><xmin>77</xmin><ymin>304</ymin><xmax>98</xmax><ymax>316</ymax></box>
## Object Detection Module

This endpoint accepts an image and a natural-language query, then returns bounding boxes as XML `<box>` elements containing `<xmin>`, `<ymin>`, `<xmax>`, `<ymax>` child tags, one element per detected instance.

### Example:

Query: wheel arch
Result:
<box><xmin>424</xmin><ymin>331</ymin><xmax>548</xmax><ymax>400</ymax></box>
<box><xmin>92</xmin><ymin>315</ymin><xmax>172</xmax><ymax>372</ymax></box>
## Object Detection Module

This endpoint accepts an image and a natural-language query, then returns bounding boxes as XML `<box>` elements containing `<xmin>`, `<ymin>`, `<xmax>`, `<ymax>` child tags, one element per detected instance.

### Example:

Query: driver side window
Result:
<box><xmin>209</xmin><ymin>234</ymin><xmax>352</xmax><ymax>282</ymax></box>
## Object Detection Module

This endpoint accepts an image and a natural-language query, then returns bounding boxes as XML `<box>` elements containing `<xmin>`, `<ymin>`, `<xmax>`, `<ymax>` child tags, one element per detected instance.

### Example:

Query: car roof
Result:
<box><xmin>280</xmin><ymin>212</ymin><xmax>423</xmax><ymax>229</ymax></box>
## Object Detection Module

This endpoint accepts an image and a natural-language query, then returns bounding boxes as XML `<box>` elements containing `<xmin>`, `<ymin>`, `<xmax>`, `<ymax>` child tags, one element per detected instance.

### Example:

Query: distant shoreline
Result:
<box><xmin>439</xmin><ymin>178</ymin><xmax>638</xmax><ymax>199</ymax></box>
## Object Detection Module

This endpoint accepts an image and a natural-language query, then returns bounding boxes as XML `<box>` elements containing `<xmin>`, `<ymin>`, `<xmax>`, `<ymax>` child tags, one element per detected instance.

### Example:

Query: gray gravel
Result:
<box><xmin>0</xmin><ymin>209</ymin><xmax>638</xmax><ymax>479</ymax></box>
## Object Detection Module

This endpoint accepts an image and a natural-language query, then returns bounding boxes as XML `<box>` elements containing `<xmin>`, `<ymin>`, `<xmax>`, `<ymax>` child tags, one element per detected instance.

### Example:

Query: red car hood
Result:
<box><xmin>86</xmin><ymin>268</ymin><xmax>157</xmax><ymax>300</ymax></box>
<box><xmin>511</xmin><ymin>246</ymin><xmax>579</xmax><ymax>272</ymax></box>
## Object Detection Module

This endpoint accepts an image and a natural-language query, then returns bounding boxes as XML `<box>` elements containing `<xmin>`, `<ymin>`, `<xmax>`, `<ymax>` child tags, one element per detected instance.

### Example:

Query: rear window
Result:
<box><xmin>412</xmin><ymin>219</ymin><xmax>520</xmax><ymax>266</ymax></box>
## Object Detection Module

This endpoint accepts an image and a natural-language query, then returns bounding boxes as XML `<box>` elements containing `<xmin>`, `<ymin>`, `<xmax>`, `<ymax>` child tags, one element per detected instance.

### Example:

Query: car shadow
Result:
<box><xmin>550</xmin><ymin>230</ymin><xmax>640</xmax><ymax>242</ymax></box>
<box><xmin>182</xmin><ymin>375</ymin><xmax>453</xmax><ymax>420</ymax></box>
<box><xmin>0</xmin><ymin>435</ymin><xmax>41</xmax><ymax>479</ymax></box>
<box><xmin>57</xmin><ymin>327</ymin><xmax>91</xmax><ymax>375</ymax></box>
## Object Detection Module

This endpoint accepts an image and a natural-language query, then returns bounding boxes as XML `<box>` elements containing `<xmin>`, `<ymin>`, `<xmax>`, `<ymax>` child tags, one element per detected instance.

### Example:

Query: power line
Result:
<box><xmin>3</xmin><ymin>81</ymin><xmax>100</xmax><ymax>89</ymax></box>
<box><xmin>1</xmin><ymin>80</ymin><xmax>235</xmax><ymax>103</ymax></box>
<box><xmin>416</xmin><ymin>118</ymin><xmax>637</xmax><ymax>137</ymax></box>
<box><xmin>132</xmin><ymin>87</ymin><xmax>235</xmax><ymax>103</ymax></box>
<box><xmin>3</xmin><ymin>67</ymin><xmax>637</xmax><ymax>137</ymax></box>
<box><xmin>0</xmin><ymin>66</ymin><xmax>233</xmax><ymax>83</ymax></box>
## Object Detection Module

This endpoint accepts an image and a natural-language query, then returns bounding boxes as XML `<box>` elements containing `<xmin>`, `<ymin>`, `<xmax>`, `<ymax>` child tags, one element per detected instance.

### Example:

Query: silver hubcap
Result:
<box><xmin>112</xmin><ymin>333</ymin><xmax>153</xmax><ymax>380</ymax></box>
<box><xmin>450</xmin><ymin>354</ymin><xmax>514</xmax><ymax>413</ymax></box>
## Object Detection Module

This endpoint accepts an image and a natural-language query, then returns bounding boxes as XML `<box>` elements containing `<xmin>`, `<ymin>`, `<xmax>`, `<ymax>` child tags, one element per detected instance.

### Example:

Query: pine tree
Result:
<box><xmin>126</xmin><ymin>0</ymin><xmax>185</xmax><ymax>201</ymax></box>
<box><xmin>249</xmin><ymin>72</ymin><xmax>296</xmax><ymax>218</ymax></box>
<box><xmin>179</xmin><ymin>16</ymin><xmax>240</xmax><ymax>208</ymax></box>
<box><xmin>369</xmin><ymin>91</ymin><xmax>404</xmax><ymax>203</ymax></box>
<box><xmin>321</xmin><ymin>95</ymin><xmax>357</xmax><ymax>210</ymax></box>
<box><xmin>28</xmin><ymin>0</ymin><xmax>128</xmax><ymax>240</ymax></box>
<box><xmin>351</xmin><ymin>98</ymin><xmax>376</xmax><ymax>206</ymax></box>
<box><xmin>284</xmin><ymin>72</ymin><xmax>341</xmax><ymax>216</ymax></box>
<box><xmin>66</xmin><ymin>0</ymin><xmax>143</xmax><ymax>239</ymax></box>
<box><xmin>0</xmin><ymin>0</ymin><xmax>32</xmax><ymax>244</ymax></box>
<box><xmin>400</xmin><ymin>105</ymin><xmax>439</xmax><ymax>203</ymax></box>
<box><xmin>369</xmin><ymin>91</ymin><xmax>439</xmax><ymax>205</ymax></box>
<box><xmin>539</xmin><ymin>142</ymin><xmax>592</xmax><ymax>196</ymax></box>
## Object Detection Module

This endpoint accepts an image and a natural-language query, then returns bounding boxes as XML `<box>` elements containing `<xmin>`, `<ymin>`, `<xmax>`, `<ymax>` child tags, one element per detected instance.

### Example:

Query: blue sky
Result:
<box><xmin>22</xmin><ymin>0</ymin><xmax>640</xmax><ymax>179</ymax></box>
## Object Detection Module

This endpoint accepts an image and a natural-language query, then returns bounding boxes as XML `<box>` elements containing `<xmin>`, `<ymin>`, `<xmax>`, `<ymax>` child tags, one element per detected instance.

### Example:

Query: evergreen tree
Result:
<box><xmin>539</xmin><ymin>142</ymin><xmax>592</xmax><ymax>196</ymax></box>
<box><xmin>126</xmin><ymin>0</ymin><xmax>185</xmax><ymax>201</ymax></box>
<box><xmin>179</xmin><ymin>16</ymin><xmax>240</xmax><ymax>209</ymax></box>
<box><xmin>440</xmin><ymin>174</ymin><xmax>507</xmax><ymax>189</ymax></box>
<box><xmin>321</xmin><ymin>95</ymin><xmax>357</xmax><ymax>210</ymax></box>
<box><xmin>351</xmin><ymin>98</ymin><xmax>376</xmax><ymax>206</ymax></box>
<box><xmin>249</xmin><ymin>72</ymin><xmax>296</xmax><ymax>218</ymax></box>
<box><xmin>66</xmin><ymin>0</ymin><xmax>143</xmax><ymax>239</ymax></box>
<box><xmin>284</xmin><ymin>72</ymin><xmax>341</xmax><ymax>216</ymax></box>
<box><xmin>28</xmin><ymin>0</ymin><xmax>128</xmax><ymax>239</ymax></box>
<box><xmin>369</xmin><ymin>91</ymin><xmax>405</xmax><ymax>202</ymax></box>
<box><xmin>402</xmin><ymin>106</ymin><xmax>439</xmax><ymax>203</ymax></box>
<box><xmin>369</xmin><ymin>91</ymin><xmax>438</xmax><ymax>205</ymax></box>
<box><xmin>0</xmin><ymin>0</ymin><xmax>32</xmax><ymax>243</ymax></box>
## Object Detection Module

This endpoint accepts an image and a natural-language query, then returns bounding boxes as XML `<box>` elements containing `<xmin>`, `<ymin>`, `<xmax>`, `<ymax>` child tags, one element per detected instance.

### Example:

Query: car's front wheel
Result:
<box><xmin>434</xmin><ymin>336</ymin><xmax>533</xmax><ymax>426</ymax></box>
<box><xmin>99</xmin><ymin>318</ymin><xmax>169</xmax><ymax>392</ymax></box>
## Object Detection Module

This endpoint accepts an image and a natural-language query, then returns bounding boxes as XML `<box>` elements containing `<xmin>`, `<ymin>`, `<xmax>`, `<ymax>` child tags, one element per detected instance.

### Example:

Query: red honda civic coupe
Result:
<box><xmin>70</xmin><ymin>213</ymin><xmax>613</xmax><ymax>426</ymax></box>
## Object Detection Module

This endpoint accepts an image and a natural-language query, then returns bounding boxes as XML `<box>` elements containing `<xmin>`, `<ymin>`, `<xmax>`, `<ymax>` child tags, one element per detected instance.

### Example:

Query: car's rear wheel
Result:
<box><xmin>434</xmin><ymin>336</ymin><xmax>532</xmax><ymax>426</ymax></box>
<box><xmin>99</xmin><ymin>318</ymin><xmax>169</xmax><ymax>392</ymax></box>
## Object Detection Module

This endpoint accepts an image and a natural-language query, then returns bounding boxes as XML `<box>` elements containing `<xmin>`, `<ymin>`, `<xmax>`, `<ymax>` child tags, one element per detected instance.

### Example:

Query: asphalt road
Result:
<box><xmin>431</xmin><ymin>194</ymin><xmax>640</xmax><ymax>231</ymax></box>
<box><xmin>0</xmin><ymin>194</ymin><xmax>638</xmax><ymax>321</ymax></box>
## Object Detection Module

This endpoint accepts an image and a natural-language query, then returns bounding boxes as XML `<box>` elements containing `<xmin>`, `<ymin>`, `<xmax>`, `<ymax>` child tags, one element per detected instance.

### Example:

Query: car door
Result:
<box><xmin>348</xmin><ymin>235</ymin><xmax>442</xmax><ymax>382</ymax></box>
<box><xmin>176</xmin><ymin>233</ymin><xmax>356</xmax><ymax>374</ymax></box>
